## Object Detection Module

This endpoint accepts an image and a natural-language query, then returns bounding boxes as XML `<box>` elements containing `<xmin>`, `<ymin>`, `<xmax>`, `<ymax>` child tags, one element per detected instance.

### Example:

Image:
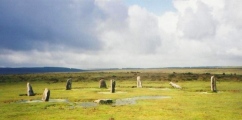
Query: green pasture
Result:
<box><xmin>0</xmin><ymin>68</ymin><xmax>242</xmax><ymax>120</ymax></box>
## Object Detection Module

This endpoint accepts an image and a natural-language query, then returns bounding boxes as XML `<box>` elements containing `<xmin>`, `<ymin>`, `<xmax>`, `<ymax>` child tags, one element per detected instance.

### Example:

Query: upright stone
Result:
<box><xmin>42</xmin><ymin>88</ymin><xmax>50</xmax><ymax>101</ymax></box>
<box><xmin>137</xmin><ymin>76</ymin><xmax>142</xmax><ymax>88</ymax></box>
<box><xmin>66</xmin><ymin>78</ymin><xmax>72</xmax><ymax>90</ymax></box>
<box><xmin>27</xmin><ymin>82</ymin><xmax>35</xmax><ymax>96</ymax></box>
<box><xmin>211</xmin><ymin>76</ymin><xmax>217</xmax><ymax>92</ymax></box>
<box><xmin>110</xmin><ymin>79</ymin><xmax>116</xmax><ymax>93</ymax></box>
<box><xmin>99</xmin><ymin>79</ymin><xmax>107</xmax><ymax>88</ymax></box>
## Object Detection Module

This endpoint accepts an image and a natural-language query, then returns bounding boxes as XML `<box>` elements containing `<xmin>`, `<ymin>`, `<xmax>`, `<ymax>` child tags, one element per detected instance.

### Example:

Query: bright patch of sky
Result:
<box><xmin>124</xmin><ymin>0</ymin><xmax>176</xmax><ymax>15</ymax></box>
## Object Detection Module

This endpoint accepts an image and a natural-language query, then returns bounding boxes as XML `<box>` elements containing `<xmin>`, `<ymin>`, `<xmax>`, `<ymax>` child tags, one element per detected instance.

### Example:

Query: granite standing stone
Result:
<box><xmin>99</xmin><ymin>79</ymin><xmax>107</xmax><ymax>88</ymax></box>
<box><xmin>42</xmin><ymin>88</ymin><xmax>50</xmax><ymax>101</ymax></box>
<box><xmin>66</xmin><ymin>78</ymin><xmax>72</xmax><ymax>90</ymax></box>
<box><xmin>137</xmin><ymin>76</ymin><xmax>142</xmax><ymax>88</ymax></box>
<box><xmin>110</xmin><ymin>79</ymin><xmax>116</xmax><ymax>93</ymax></box>
<box><xmin>27</xmin><ymin>82</ymin><xmax>35</xmax><ymax>96</ymax></box>
<box><xmin>211</xmin><ymin>76</ymin><xmax>217</xmax><ymax>92</ymax></box>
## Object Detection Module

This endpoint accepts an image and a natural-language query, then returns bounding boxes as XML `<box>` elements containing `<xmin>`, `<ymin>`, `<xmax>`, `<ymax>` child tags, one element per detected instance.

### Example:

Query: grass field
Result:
<box><xmin>0</xmin><ymin>68</ymin><xmax>242</xmax><ymax>120</ymax></box>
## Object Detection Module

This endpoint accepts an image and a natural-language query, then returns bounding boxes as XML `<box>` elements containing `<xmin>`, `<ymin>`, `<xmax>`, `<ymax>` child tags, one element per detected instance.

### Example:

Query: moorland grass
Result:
<box><xmin>0</xmin><ymin>68</ymin><xmax>242</xmax><ymax>120</ymax></box>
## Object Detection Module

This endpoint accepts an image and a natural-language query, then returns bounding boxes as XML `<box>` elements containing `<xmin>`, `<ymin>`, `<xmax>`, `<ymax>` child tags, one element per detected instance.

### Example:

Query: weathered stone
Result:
<box><xmin>99</xmin><ymin>79</ymin><xmax>107</xmax><ymax>88</ymax></box>
<box><xmin>169</xmin><ymin>82</ymin><xmax>182</xmax><ymax>89</ymax></box>
<box><xmin>137</xmin><ymin>76</ymin><xmax>142</xmax><ymax>88</ymax></box>
<box><xmin>66</xmin><ymin>78</ymin><xmax>72</xmax><ymax>90</ymax></box>
<box><xmin>110</xmin><ymin>79</ymin><xmax>116</xmax><ymax>93</ymax></box>
<box><xmin>211</xmin><ymin>76</ymin><xmax>217</xmax><ymax>92</ymax></box>
<box><xmin>27</xmin><ymin>82</ymin><xmax>35</xmax><ymax>96</ymax></box>
<box><xmin>42</xmin><ymin>88</ymin><xmax>50</xmax><ymax>101</ymax></box>
<box><xmin>94</xmin><ymin>99</ymin><xmax>113</xmax><ymax>104</ymax></box>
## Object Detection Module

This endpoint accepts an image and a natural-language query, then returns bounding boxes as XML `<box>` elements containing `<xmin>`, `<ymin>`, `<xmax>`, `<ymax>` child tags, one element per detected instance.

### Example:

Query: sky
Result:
<box><xmin>0</xmin><ymin>0</ymin><xmax>242</xmax><ymax>69</ymax></box>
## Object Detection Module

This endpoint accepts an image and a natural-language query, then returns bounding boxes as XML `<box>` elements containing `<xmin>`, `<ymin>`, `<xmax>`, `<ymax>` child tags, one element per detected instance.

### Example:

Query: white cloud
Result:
<box><xmin>176</xmin><ymin>1</ymin><xmax>216</xmax><ymax>40</ymax></box>
<box><xmin>97</xmin><ymin>4</ymin><xmax>162</xmax><ymax>55</ymax></box>
<box><xmin>158</xmin><ymin>12</ymin><xmax>178</xmax><ymax>34</ymax></box>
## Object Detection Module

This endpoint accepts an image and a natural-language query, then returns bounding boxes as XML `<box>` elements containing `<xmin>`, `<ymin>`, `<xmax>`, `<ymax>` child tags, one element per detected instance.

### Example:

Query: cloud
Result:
<box><xmin>0</xmin><ymin>0</ymin><xmax>104</xmax><ymax>51</ymax></box>
<box><xmin>0</xmin><ymin>0</ymin><xmax>242</xmax><ymax>68</ymax></box>
<box><xmin>173</xmin><ymin>0</ymin><xmax>242</xmax><ymax>66</ymax></box>
<box><xmin>177</xmin><ymin>1</ymin><xmax>216</xmax><ymax>40</ymax></box>
<box><xmin>97</xmin><ymin>4</ymin><xmax>162</xmax><ymax>55</ymax></box>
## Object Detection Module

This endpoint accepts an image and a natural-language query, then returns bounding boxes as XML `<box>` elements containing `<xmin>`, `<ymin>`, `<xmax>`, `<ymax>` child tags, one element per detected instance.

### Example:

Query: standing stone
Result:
<box><xmin>27</xmin><ymin>82</ymin><xmax>35</xmax><ymax>96</ymax></box>
<box><xmin>66</xmin><ymin>78</ymin><xmax>72</xmax><ymax>90</ymax></box>
<box><xmin>99</xmin><ymin>79</ymin><xmax>107</xmax><ymax>88</ymax></box>
<box><xmin>42</xmin><ymin>88</ymin><xmax>50</xmax><ymax>101</ymax></box>
<box><xmin>211</xmin><ymin>76</ymin><xmax>217</xmax><ymax>92</ymax></box>
<box><xmin>110</xmin><ymin>79</ymin><xmax>116</xmax><ymax>93</ymax></box>
<box><xmin>137</xmin><ymin>76</ymin><xmax>142</xmax><ymax>88</ymax></box>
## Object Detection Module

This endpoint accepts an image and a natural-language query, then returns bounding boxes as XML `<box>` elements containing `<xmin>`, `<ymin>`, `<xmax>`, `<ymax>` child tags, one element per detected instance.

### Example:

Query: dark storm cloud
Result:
<box><xmin>0</xmin><ymin>0</ymin><xmax>105</xmax><ymax>51</ymax></box>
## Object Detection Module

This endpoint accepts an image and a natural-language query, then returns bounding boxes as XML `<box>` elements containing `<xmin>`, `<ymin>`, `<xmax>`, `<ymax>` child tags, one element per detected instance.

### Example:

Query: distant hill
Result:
<box><xmin>0</xmin><ymin>67</ymin><xmax>83</xmax><ymax>74</ymax></box>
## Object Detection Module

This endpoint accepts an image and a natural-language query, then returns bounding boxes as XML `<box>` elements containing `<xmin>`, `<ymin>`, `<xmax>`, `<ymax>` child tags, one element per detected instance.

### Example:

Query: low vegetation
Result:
<box><xmin>0</xmin><ymin>68</ymin><xmax>242</xmax><ymax>120</ymax></box>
